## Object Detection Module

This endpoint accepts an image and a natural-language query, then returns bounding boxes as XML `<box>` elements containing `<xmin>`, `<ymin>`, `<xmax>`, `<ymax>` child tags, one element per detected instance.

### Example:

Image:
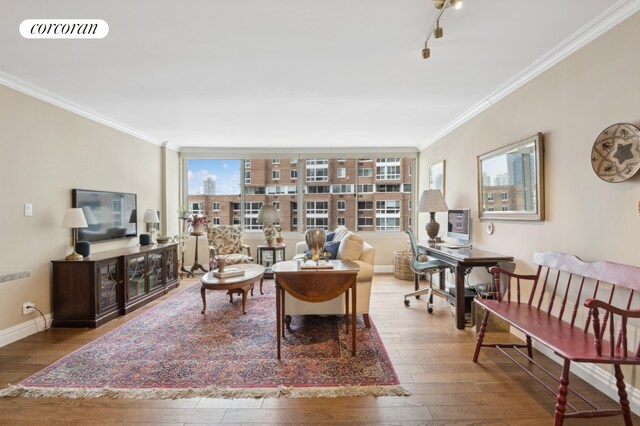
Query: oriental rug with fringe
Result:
<box><xmin>1</xmin><ymin>281</ymin><xmax>407</xmax><ymax>399</ymax></box>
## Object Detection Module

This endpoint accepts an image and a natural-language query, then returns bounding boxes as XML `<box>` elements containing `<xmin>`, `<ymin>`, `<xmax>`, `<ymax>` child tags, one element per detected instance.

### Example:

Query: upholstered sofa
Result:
<box><xmin>289</xmin><ymin>228</ymin><xmax>375</xmax><ymax>327</ymax></box>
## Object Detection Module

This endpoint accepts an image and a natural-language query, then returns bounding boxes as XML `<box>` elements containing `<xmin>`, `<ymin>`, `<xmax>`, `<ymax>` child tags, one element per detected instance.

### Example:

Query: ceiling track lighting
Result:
<box><xmin>421</xmin><ymin>0</ymin><xmax>463</xmax><ymax>59</ymax></box>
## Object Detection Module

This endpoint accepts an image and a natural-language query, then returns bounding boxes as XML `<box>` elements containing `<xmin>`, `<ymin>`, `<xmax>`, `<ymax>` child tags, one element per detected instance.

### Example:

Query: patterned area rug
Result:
<box><xmin>1</xmin><ymin>282</ymin><xmax>407</xmax><ymax>399</ymax></box>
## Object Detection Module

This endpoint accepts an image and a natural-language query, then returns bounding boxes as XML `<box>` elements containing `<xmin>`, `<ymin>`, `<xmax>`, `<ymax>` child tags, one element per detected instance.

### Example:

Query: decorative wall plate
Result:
<box><xmin>591</xmin><ymin>123</ymin><xmax>640</xmax><ymax>182</ymax></box>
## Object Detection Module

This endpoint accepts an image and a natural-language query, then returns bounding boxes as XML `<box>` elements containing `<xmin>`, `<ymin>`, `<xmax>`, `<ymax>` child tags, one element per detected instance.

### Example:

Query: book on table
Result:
<box><xmin>300</xmin><ymin>260</ymin><xmax>334</xmax><ymax>269</ymax></box>
<box><xmin>212</xmin><ymin>268</ymin><xmax>245</xmax><ymax>278</ymax></box>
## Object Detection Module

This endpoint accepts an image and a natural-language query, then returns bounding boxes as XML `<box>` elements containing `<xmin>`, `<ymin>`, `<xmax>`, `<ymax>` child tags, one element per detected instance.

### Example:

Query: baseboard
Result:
<box><xmin>0</xmin><ymin>314</ymin><xmax>52</xmax><ymax>348</ymax></box>
<box><xmin>374</xmin><ymin>265</ymin><xmax>393</xmax><ymax>274</ymax></box>
<box><xmin>532</xmin><ymin>341</ymin><xmax>640</xmax><ymax>416</ymax></box>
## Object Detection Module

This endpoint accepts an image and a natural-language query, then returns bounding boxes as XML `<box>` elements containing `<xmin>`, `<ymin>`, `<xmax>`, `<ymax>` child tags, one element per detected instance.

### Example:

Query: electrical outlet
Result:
<box><xmin>22</xmin><ymin>302</ymin><xmax>35</xmax><ymax>315</ymax></box>
<box><xmin>24</xmin><ymin>203</ymin><xmax>33</xmax><ymax>216</ymax></box>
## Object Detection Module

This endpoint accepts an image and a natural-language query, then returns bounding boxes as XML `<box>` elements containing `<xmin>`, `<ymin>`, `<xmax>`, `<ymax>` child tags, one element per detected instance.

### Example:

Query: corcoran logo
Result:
<box><xmin>19</xmin><ymin>19</ymin><xmax>109</xmax><ymax>39</ymax></box>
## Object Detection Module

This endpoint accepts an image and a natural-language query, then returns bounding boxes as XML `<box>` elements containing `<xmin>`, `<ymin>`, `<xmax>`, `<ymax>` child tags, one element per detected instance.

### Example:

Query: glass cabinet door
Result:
<box><xmin>148</xmin><ymin>251</ymin><xmax>164</xmax><ymax>291</ymax></box>
<box><xmin>165</xmin><ymin>247</ymin><xmax>177</xmax><ymax>283</ymax></box>
<box><xmin>97</xmin><ymin>260</ymin><xmax>120</xmax><ymax>315</ymax></box>
<box><xmin>127</xmin><ymin>254</ymin><xmax>147</xmax><ymax>300</ymax></box>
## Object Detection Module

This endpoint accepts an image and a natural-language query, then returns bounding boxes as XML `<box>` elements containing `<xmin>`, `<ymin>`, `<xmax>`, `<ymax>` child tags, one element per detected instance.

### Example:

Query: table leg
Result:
<box><xmin>351</xmin><ymin>280</ymin><xmax>357</xmax><ymax>356</ymax></box>
<box><xmin>455</xmin><ymin>267</ymin><xmax>466</xmax><ymax>330</ymax></box>
<box><xmin>259</xmin><ymin>276</ymin><xmax>264</xmax><ymax>295</ymax></box>
<box><xmin>344</xmin><ymin>289</ymin><xmax>350</xmax><ymax>334</ymax></box>
<box><xmin>276</xmin><ymin>285</ymin><xmax>281</xmax><ymax>360</ymax></box>
<box><xmin>282</xmin><ymin>288</ymin><xmax>286</xmax><ymax>337</ymax></box>
<box><xmin>241</xmin><ymin>288</ymin><xmax>247</xmax><ymax>314</ymax></box>
<box><xmin>200</xmin><ymin>286</ymin><xmax>206</xmax><ymax>314</ymax></box>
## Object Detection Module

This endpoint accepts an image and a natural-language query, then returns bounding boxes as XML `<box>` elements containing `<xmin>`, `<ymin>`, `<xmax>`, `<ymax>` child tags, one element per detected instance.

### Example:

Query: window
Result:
<box><xmin>357</xmin><ymin>184</ymin><xmax>374</xmax><ymax>193</ymax></box>
<box><xmin>189</xmin><ymin>202</ymin><xmax>203</xmax><ymax>215</ymax></box>
<box><xmin>358</xmin><ymin>201</ymin><xmax>373</xmax><ymax>211</ymax></box>
<box><xmin>306</xmin><ymin>159</ymin><xmax>329</xmax><ymax>182</ymax></box>
<box><xmin>376</xmin><ymin>158</ymin><xmax>401</xmax><ymax>180</ymax></box>
<box><xmin>211</xmin><ymin>217</ymin><xmax>220</xmax><ymax>225</ymax></box>
<box><xmin>244</xmin><ymin>201</ymin><xmax>263</xmax><ymax>230</ymax></box>
<box><xmin>501</xmin><ymin>192</ymin><xmax>509</xmax><ymax>201</ymax></box>
<box><xmin>358</xmin><ymin>168</ymin><xmax>373</xmax><ymax>177</ymax></box>
<box><xmin>487</xmin><ymin>192</ymin><xmax>494</xmax><ymax>202</ymax></box>
<box><xmin>186</xmin><ymin>157</ymin><xmax>415</xmax><ymax>233</ymax></box>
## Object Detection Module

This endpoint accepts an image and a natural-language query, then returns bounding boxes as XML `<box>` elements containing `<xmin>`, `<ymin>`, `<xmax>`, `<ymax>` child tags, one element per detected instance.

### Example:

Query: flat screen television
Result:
<box><xmin>72</xmin><ymin>189</ymin><xmax>137</xmax><ymax>243</ymax></box>
<box><xmin>447</xmin><ymin>208</ymin><xmax>471</xmax><ymax>243</ymax></box>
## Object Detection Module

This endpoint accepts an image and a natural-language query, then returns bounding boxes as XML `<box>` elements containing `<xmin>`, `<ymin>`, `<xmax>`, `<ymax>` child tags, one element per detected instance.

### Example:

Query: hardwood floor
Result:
<box><xmin>0</xmin><ymin>274</ymin><xmax>636</xmax><ymax>425</ymax></box>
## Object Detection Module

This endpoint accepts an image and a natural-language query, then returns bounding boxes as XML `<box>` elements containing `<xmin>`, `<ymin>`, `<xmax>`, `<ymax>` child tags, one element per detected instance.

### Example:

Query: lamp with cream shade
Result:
<box><xmin>62</xmin><ymin>208</ymin><xmax>88</xmax><ymax>260</ymax></box>
<box><xmin>143</xmin><ymin>209</ymin><xmax>160</xmax><ymax>243</ymax></box>
<box><xmin>418</xmin><ymin>189</ymin><xmax>449</xmax><ymax>244</ymax></box>
<box><xmin>257</xmin><ymin>202</ymin><xmax>280</xmax><ymax>246</ymax></box>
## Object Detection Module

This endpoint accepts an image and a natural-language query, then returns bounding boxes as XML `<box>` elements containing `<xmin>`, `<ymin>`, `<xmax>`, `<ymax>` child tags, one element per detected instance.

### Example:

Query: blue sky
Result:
<box><xmin>187</xmin><ymin>159</ymin><xmax>241</xmax><ymax>195</ymax></box>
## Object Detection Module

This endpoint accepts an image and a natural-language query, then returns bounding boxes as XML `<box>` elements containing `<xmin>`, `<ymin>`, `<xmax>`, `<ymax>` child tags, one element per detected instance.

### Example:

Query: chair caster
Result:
<box><xmin>427</xmin><ymin>307</ymin><xmax>433</xmax><ymax>313</ymax></box>
<box><xmin>404</xmin><ymin>299</ymin><xmax>410</xmax><ymax>306</ymax></box>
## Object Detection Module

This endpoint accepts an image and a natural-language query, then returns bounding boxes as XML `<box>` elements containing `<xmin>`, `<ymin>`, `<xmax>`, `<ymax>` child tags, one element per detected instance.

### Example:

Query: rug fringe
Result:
<box><xmin>0</xmin><ymin>384</ymin><xmax>410</xmax><ymax>400</ymax></box>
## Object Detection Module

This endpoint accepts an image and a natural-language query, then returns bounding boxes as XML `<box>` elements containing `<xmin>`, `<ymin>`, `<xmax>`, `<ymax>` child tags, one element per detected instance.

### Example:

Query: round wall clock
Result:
<box><xmin>591</xmin><ymin>123</ymin><xmax>640</xmax><ymax>183</ymax></box>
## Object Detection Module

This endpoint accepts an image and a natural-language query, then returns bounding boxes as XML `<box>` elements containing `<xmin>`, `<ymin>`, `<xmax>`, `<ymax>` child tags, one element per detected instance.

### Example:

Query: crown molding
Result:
<box><xmin>0</xmin><ymin>70</ymin><xmax>166</xmax><ymax>147</ymax></box>
<box><xmin>419</xmin><ymin>0</ymin><xmax>640</xmax><ymax>151</ymax></box>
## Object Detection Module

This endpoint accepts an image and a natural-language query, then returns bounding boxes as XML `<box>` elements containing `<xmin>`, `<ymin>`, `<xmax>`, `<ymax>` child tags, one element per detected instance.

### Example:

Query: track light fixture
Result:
<box><xmin>421</xmin><ymin>0</ymin><xmax>463</xmax><ymax>59</ymax></box>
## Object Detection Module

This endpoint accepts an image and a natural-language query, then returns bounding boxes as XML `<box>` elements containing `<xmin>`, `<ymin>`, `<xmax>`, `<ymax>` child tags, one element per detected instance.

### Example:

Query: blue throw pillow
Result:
<box><xmin>326</xmin><ymin>232</ymin><xmax>336</xmax><ymax>242</ymax></box>
<box><xmin>323</xmin><ymin>240</ymin><xmax>341</xmax><ymax>259</ymax></box>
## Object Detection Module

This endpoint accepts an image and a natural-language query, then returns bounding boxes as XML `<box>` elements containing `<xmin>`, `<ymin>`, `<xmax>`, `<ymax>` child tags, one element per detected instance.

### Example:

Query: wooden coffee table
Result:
<box><xmin>271</xmin><ymin>260</ymin><xmax>359</xmax><ymax>359</ymax></box>
<box><xmin>200</xmin><ymin>264</ymin><xmax>265</xmax><ymax>314</ymax></box>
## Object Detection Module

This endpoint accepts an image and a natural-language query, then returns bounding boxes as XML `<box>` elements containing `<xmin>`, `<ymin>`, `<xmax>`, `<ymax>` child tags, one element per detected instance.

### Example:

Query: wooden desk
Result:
<box><xmin>271</xmin><ymin>260</ymin><xmax>359</xmax><ymax>359</ymax></box>
<box><xmin>418</xmin><ymin>243</ymin><xmax>513</xmax><ymax>330</ymax></box>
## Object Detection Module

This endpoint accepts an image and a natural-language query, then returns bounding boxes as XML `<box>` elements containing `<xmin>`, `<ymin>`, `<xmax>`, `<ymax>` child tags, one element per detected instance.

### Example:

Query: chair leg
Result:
<box><xmin>554</xmin><ymin>359</ymin><xmax>571</xmax><ymax>426</ymax></box>
<box><xmin>614</xmin><ymin>364</ymin><xmax>633</xmax><ymax>426</ymax></box>
<box><xmin>363</xmin><ymin>313</ymin><xmax>371</xmax><ymax>328</ymax></box>
<box><xmin>473</xmin><ymin>310</ymin><xmax>490</xmax><ymax>362</ymax></box>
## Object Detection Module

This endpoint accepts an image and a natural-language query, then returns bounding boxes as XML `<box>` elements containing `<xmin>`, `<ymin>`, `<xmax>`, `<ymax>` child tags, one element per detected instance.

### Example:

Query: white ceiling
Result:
<box><xmin>0</xmin><ymin>0</ymin><xmax>636</xmax><ymax>150</ymax></box>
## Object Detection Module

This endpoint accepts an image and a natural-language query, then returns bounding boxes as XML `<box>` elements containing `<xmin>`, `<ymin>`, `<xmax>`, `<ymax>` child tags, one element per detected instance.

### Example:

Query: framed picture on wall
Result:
<box><xmin>429</xmin><ymin>160</ymin><xmax>445</xmax><ymax>196</ymax></box>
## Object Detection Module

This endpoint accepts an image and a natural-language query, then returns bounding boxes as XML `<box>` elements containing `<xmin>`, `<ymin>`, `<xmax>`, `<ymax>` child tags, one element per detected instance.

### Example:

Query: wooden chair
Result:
<box><xmin>208</xmin><ymin>225</ymin><xmax>254</xmax><ymax>269</ymax></box>
<box><xmin>403</xmin><ymin>230</ymin><xmax>449</xmax><ymax>313</ymax></box>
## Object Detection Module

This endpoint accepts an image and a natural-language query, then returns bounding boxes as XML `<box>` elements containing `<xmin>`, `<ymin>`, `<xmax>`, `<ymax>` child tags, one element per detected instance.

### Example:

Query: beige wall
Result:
<box><xmin>419</xmin><ymin>11</ymin><xmax>640</xmax><ymax>397</ymax></box>
<box><xmin>0</xmin><ymin>85</ymin><xmax>178</xmax><ymax>333</ymax></box>
<box><xmin>419</xmin><ymin>11</ymin><xmax>640</xmax><ymax>272</ymax></box>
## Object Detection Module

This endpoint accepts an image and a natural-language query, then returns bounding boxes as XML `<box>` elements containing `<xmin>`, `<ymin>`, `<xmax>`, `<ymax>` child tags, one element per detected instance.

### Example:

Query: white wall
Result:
<box><xmin>0</xmin><ymin>84</ymin><xmax>178</xmax><ymax>338</ymax></box>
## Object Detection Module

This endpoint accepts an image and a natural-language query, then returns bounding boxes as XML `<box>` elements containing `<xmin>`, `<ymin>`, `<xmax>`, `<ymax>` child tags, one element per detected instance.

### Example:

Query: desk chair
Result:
<box><xmin>403</xmin><ymin>230</ymin><xmax>449</xmax><ymax>313</ymax></box>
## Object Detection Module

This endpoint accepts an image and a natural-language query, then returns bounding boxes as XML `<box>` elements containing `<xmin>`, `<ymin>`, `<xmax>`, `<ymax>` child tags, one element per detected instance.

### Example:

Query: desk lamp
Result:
<box><xmin>418</xmin><ymin>189</ymin><xmax>448</xmax><ymax>244</ymax></box>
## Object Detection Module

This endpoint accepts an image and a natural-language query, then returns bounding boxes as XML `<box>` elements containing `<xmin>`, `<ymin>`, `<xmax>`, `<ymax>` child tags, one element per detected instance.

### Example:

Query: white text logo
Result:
<box><xmin>20</xmin><ymin>19</ymin><xmax>109</xmax><ymax>39</ymax></box>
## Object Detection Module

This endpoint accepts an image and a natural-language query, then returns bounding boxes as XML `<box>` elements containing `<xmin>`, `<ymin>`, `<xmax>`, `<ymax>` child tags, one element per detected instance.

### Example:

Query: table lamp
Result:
<box><xmin>257</xmin><ymin>203</ymin><xmax>280</xmax><ymax>246</ymax></box>
<box><xmin>418</xmin><ymin>189</ymin><xmax>448</xmax><ymax>244</ymax></box>
<box><xmin>143</xmin><ymin>209</ymin><xmax>160</xmax><ymax>242</ymax></box>
<box><xmin>62</xmin><ymin>208</ymin><xmax>88</xmax><ymax>260</ymax></box>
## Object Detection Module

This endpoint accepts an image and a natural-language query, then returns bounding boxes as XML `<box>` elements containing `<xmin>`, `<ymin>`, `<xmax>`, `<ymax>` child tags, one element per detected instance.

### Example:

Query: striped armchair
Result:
<box><xmin>208</xmin><ymin>225</ymin><xmax>254</xmax><ymax>269</ymax></box>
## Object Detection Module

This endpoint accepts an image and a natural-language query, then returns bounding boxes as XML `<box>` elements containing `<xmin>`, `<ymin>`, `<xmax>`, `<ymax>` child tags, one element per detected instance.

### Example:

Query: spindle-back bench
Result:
<box><xmin>473</xmin><ymin>251</ymin><xmax>640</xmax><ymax>425</ymax></box>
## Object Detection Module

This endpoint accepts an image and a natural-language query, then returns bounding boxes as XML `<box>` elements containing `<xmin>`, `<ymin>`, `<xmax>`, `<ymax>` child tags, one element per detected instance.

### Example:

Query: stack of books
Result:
<box><xmin>300</xmin><ymin>261</ymin><xmax>334</xmax><ymax>269</ymax></box>
<box><xmin>212</xmin><ymin>268</ymin><xmax>245</xmax><ymax>278</ymax></box>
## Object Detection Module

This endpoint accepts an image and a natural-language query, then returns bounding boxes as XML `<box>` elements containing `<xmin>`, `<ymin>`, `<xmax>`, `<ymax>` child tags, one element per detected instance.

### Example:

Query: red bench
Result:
<box><xmin>473</xmin><ymin>251</ymin><xmax>640</xmax><ymax>425</ymax></box>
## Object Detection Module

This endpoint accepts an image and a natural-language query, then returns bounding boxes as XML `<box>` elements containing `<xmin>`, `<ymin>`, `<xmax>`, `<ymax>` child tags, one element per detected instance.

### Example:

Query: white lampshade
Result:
<box><xmin>418</xmin><ymin>189</ymin><xmax>448</xmax><ymax>213</ymax></box>
<box><xmin>81</xmin><ymin>206</ymin><xmax>98</xmax><ymax>225</ymax></box>
<box><xmin>143</xmin><ymin>209</ymin><xmax>160</xmax><ymax>224</ymax></box>
<box><xmin>257</xmin><ymin>203</ymin><xmax>280</xmax><ymax>224</ymax></box>
<box><xmin>61</xmin><ymin>208</ymin><xmax>88</xmax><ymax>229</ymax></box>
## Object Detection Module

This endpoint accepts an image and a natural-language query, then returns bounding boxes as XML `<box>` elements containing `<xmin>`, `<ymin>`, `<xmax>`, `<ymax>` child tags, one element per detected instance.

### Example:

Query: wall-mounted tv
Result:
<box><xmin>72</xmin><ymin>189</ymin><xmax>137</xmax><ymax>243</ymax></box>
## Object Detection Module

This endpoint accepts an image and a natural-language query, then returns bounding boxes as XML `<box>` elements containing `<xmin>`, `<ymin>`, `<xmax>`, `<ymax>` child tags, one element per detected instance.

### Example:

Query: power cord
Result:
<box><xmin>30</xmin><ymin>306</ymin><xmax>50</xmax><ymax>331</ymax></box>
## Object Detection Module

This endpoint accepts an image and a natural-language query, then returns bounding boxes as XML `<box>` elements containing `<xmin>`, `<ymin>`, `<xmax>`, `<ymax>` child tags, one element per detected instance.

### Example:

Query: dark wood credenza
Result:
<box><xmin>51</xmin><ymin>243</ymin><xmax>180</xmax><ymax>328</ymax></box>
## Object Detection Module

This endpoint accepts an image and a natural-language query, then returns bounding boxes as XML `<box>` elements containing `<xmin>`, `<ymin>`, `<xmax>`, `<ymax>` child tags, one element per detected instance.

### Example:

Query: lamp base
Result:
<box><xmin>65</xmin><ymin>251</ymin><xmax>84</xmax><ymax>261</ymax></box>
<box><xmin>426</xmin><ymin>212</ymin><xmax>440</xmax><ymax>244</ymax></box>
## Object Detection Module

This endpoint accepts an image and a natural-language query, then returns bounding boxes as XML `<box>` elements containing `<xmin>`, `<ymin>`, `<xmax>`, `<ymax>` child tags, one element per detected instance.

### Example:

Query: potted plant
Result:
<box><xmin>275</xmin><ymin>226</ymin><xmax>284</xmax><ymax>244</ymax></box>
<box><xmin>177</xmin><ymin>205</ymin><xmax>189</xmax><ymax>220</ymax></box>
<box><xmin>155</xmin><ymin>234</ymin><xmax>171</xmax><ymax>244</ymax></box>
<box><xmin>187</xmin><ymin>215</ymin><xmax>210</xmax><ymax>236</ymax></box>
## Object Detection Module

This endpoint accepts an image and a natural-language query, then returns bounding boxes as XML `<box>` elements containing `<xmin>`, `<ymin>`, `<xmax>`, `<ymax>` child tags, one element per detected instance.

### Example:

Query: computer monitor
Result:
<box><xmin>447</xmin><ymin>208</ymin><xmax>471</xmax><ymax>243</ymax></box>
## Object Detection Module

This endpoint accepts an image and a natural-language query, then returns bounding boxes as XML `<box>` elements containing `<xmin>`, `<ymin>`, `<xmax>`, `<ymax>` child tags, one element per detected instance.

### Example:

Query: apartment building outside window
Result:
<box><xmin>186</xmin><ymin>157</ymin><xmax>414</xmax><ymax>233</ymax></box>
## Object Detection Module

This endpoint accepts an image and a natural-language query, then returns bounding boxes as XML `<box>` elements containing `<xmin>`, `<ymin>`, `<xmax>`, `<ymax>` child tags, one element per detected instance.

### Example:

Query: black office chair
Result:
<box><xmin>403</xmin><ymin>230</ymin><xmax>450</xmax><ymax>313</ymax></box>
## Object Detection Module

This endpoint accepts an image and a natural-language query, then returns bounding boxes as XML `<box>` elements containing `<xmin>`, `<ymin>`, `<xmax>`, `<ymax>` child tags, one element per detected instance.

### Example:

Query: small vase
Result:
<box><xmin>217</xmin><ymin>258</ymin><xmax>226</xmax><ymax>272</ymax></box>
<box><xmin>276</xmin><ymin>237</ymin><xmax>284</xmax><ymax>244</ymax></box>
<box><xmin>266</xmin><ymin>239</ymin><xmax>275</xmax><ymax>247</ymax></box>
